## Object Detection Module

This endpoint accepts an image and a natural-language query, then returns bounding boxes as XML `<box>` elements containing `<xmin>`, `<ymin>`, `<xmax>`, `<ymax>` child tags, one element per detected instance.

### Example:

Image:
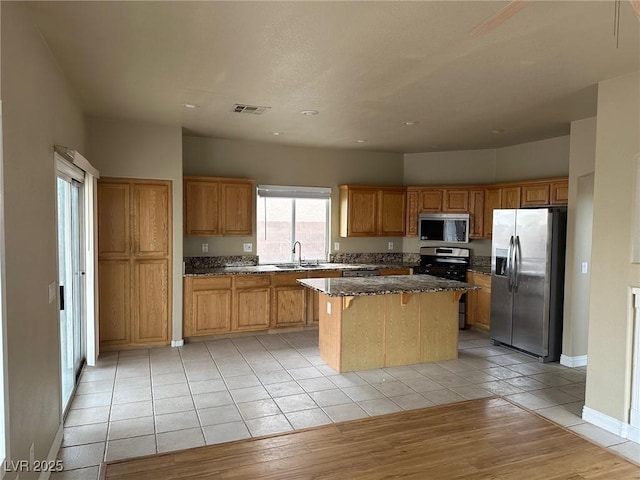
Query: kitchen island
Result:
<box><xmin>297</xmin><ymin>275</ymin><xmax>477</xmax><ymax>372</ymax></box>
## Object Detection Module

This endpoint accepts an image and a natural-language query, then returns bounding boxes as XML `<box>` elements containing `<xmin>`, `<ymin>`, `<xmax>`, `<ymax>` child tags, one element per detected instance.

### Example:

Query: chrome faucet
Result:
<box><xmin>292</xmin><ymin>241</ymin><xmax>302</xmax><ymax>266</ymax></box>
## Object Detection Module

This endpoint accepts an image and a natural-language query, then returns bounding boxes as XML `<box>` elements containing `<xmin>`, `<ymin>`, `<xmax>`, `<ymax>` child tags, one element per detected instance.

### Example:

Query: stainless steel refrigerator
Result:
<box><xmin>490</xmin><ymin>208</ymin><xmax>567</xmax><ymax>362</ymax></box>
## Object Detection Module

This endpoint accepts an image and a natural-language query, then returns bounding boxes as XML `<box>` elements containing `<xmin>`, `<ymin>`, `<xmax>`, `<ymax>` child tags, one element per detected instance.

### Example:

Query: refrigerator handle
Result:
<box><xmin>507</xmin><ymin>236</ymin><xmax>514</xmax><ymax>292</ymax></box>
<box><xmin>513</xmin><ymin>235</ymin><xmax>521</xmax><ymax>291</ymax></box>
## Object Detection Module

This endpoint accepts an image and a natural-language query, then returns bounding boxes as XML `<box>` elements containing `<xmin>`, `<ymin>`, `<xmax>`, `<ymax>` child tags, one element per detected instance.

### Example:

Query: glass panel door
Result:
<box><xmin>57</xmin><ymin>175</ymin><xmax>85</xmax><ymax>412</ymax></box>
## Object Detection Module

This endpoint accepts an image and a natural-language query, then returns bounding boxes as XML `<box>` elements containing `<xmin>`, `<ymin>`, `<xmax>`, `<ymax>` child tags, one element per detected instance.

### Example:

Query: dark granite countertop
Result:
<box><xmin>297</xmin><ymin>274</ymin><xmax>478</xmax><ymax>297</ymax></box>
<box><xmin>184</xmin><ymin>262</ymin><xmax>417</xmax><ymax>277</ymax></box>
<box><xmin>468</xmin><ymin>266</ymin><xmax>491</xmax><ymax>275</ymax></box>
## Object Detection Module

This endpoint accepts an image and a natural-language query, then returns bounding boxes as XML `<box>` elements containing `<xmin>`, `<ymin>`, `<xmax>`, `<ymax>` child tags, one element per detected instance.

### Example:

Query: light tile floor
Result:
<box><xmin>53</xmin><ymin>329</ymin><xmax>640</xmax><ymax>479</ymax></box>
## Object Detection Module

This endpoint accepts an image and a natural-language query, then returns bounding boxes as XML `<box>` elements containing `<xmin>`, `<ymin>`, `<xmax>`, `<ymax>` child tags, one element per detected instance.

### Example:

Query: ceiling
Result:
<box><xmin>26</xmin><ymin>1</ymin><xmax>640</xmax><ymax>153</ymax></box>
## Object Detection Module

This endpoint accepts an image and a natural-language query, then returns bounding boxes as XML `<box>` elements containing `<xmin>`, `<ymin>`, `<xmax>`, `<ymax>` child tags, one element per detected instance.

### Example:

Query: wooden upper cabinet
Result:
<box><xmin>468</xmin><ymin>190</ymin><xmax>485</xmax><ymax>238</ymax></box>
<box><xmin>419</xmin><ymin>188</ymin><xmax>443</xmax><ymax>213</ymax></box>
<box><xmin>483</xmin><ymin>188</ymin><xmax>501</xmax><ymax>238</ymax></box>
<box><xmin>184</xmin><ymin>176</ymin><xmax>254</xmax><ymax>237</ymax></box>
<box><xmin>98</xmin><ymin>182</ymin><xmax>130</xmax><ymax>257</ymax></box>
<box><xmin>133</xmin><ymin>183</ymin><xmax>170</xmax><ymax>257</ymax></box>
<box><xmin>339</xmin><ymin>185</ymin><xmax>405</xmax><ymax>237</ymax></box>
<box><xmin>340</xmin><ymin>186</ymin><xmax>377</xmax><ymax>237</ymax></box>
<box><xmin>184</xmin><ymin>178</ymin><xmax>220</xmax><ymax>236</ymax></box>
<box><xmin>378</xmin><ymin>188</ymin><xmax>406</xmax><ymax>236</ymax></box>
<box><xmin>443</xmin><ymin>189</ymin><xmax>469</xmax><ymax>212</ymax></box>
<box><xmin>550</xmin><ymin>179</ymin><xmax>569</xmax><ymax>205</ymax></box>
<box><xmin>405</xmin><ymin>188</ymin><xmax>419</xmax><ymax>237</ymax></box>
<box><xmin>501</xmin><ymin>186</ymin><xmax>521</xmax><ymax>208</ymax></box>
<box><xmin>521</xmin><ymin>183</ymin><xmax>550</xmax><ymax>207</ymax></box>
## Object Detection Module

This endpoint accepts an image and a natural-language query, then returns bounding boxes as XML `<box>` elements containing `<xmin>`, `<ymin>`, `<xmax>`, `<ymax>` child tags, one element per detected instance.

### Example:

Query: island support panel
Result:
<box><xmin>318</xmin><ymin>291</ymin><xmax>460</xmax><ymax>372</ymax></box>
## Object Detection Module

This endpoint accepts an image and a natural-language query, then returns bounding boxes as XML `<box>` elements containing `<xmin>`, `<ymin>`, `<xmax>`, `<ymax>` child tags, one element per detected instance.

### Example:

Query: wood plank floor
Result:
<box><xmin>103</xmin><ymin>398</ymin><xmax>639</xmax><ymax>480</ymax></box>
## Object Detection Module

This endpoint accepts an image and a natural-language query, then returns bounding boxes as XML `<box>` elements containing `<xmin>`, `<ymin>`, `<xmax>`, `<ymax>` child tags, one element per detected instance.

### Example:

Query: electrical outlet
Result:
<box><xmin>201</xmin><ymin>243</ymin><xmax>209</xmax><ymax>253</ymax></box>
<box><xmin>388</xmin><ymin>241</ymin><xmax>394</xmax><ymax>250</ymax></box>
<box><xmin>243</xmin><ymin>243</ymin><xmax>253</xmax><ymax>252</ymax></box>
<box><xmin>581</xmin><ymin>261</ymin><xmax>588</xmax><ymax>274</ymax></box>
<box><xmin>334</xmin><ymin>242</ymin><xmax>340</xmax><ymax>251</ymax></box>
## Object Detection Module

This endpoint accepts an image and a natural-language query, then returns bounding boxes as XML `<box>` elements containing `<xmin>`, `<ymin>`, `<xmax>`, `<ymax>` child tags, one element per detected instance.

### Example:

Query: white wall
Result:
<box><xmin>586</xmin><ymin>71</ymin><xmax>640</xmax><ymax>423</ymax></box>
<box><xmin>494</xmin><ymin>136</ymin><xmax>570</xmax><ymax>182</ymax></box>
<box><xmin>1</xmin><ymin>1</ymin><xmax>85</xmax><ymax>471</ymax></box>
<box><xmin>183</xmin><ymin>136</ymin><xmax>405</xmax><ymax>258</ymax></box>
<box><xmin>561</xmin><ymin>117</ymin><xmax>596</xmax><ymax>363</ymax></box>
<box><xmin>86</xmin><ymin>117</ymin><xmax>184</xmax><ymax>342</ymax></box>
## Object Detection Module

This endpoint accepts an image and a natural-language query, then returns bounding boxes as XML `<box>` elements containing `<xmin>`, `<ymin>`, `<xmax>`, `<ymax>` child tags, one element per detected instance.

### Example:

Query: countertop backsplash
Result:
<box><xmin>471</xmin><ymin>255</ymin><xmax>491</xmax><ymax>267</ymax></box>
<box><xmin>330</xmin><ymin>252</ymin><xmax>419</xmax><ymax>265</ymax></box>
<box><xmin>185</xmin><ymin>255</ymin><xmax>259</xmax><ymax>273</ymax></box>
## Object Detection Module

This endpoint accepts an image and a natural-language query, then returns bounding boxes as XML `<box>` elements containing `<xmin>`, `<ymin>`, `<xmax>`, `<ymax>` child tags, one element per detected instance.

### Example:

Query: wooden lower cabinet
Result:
<box><xmin>183</xmin><ymin>277</ymin><xmax>232</xmax><ymax>336</ymax></box>
<box><xmin>98</xmin><ymin>260</ymin><xmax>131</xmax><ymax>347</ymax></box>
<box><xmin>133</xmin><ymin>259</ymin><xmax>170</xmax><ymax>343</ymax></box>
<box><xmin>379</xmin><ymin>268</ymin><xmax>412</xmax><ymax>276</ymax></box>
<box><xmin>466</xmin><ymin>272</ymin><xmax>491</xmax><ymax>331</ymax></box>
<box><xmin>234</xmin><ymin>275</ymin><xmax>271</xmax><ymax>331</ymax></box>
<box><xmin>272</xmin><ymin>273</ymin><xmax>308</xmax><ymax>328</ymax></box>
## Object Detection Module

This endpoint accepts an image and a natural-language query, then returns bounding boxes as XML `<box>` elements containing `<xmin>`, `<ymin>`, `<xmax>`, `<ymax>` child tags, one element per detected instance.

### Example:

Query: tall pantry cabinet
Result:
<box><xmin>98</xmin><ymin>178</ymin><xmax>172</xmax><ymax>350</ymax></box>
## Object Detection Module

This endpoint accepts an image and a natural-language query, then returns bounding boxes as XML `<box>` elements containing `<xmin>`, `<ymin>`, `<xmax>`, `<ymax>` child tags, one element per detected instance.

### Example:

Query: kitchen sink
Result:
<box><xmin>275</xmin><ymin>263</ymin><xmax>325</xmax><ymax>269</ymax></box>
<box><xmin>275</xmin><ymin>263</ymin><xmax>300</xmax><ymax>269</ymax></box>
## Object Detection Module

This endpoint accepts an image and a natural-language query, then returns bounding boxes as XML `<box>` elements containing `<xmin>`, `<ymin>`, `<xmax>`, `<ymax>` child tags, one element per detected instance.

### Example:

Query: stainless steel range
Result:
<box><xmin>413</xmin><ymin>247</ymin><xmax>471</xmax><ymax>329</ymax></box>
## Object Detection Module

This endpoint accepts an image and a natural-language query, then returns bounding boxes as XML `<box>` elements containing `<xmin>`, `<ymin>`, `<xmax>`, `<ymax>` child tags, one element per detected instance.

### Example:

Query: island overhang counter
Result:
<box><xmin>297</xmin><ymin>275</ymin><xmax>478</xmax><ymax>373</ymax></box>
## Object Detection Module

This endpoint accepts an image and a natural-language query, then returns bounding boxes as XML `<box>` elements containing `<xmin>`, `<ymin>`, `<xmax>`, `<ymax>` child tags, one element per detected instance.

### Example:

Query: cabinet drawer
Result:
<box><xmin>234</xmin><ymin>275</ymin><xmax>271</xmax><ymax>289</ymax></box>
<box><xmin>469</xmin><ymin>272</ymin><xmax>491</xmax><ymax>289</ymax></box>
<box><xmin>307</xmin><ymin>270</ymin><xmax>342</xmax><ymax>279</ymax></box>
<box><xmin>191</xmin><ymin>276</ymin><xmax>232</xmax><ymax>290</ymax></box>
<box><xmin>272</xmin><ymin>272</ymin><xmax>307</xmax><ymax>287</ymax></box>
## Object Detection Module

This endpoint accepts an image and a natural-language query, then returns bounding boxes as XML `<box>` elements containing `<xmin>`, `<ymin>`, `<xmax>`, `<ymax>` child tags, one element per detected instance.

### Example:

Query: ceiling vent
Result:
<box><xmin>232</xmin><ymin>104</ymin><xmax>271</xmax><ymax>115</ymax></box>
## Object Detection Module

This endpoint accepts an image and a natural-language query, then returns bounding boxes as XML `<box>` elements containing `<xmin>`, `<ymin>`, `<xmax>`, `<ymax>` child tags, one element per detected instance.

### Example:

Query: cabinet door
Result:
<box><xmin>98</xmin><ymin>260</ymin><xmax>131</xmax><ymax>347</ymax></box>
<box><xmin>132</xmin><ymin>259</ymin><xmax>170</xmax><ymax>343</ymax></box>
<box><xmin>273</xmin><ymin>287</ymin><xmax>307</xmax><ymax>327</ymax></box>
<box><xmin>235</xmin><ymin>288</ymin><xmax>270</xmax><ymax>331</ymax></box>
<box><xmin>483</xmin><ymin>188</ymin><xmax>501</xmax><ymax>238</ymax></box>
<box><xmin>133</xmin><ymin>182</ymin><xmax>170</xmax><ymax>257</ymax></box>
<box><xmin>184</xmin><ymin>277</ymin><xmax>232</xmax><ymax>336</ymax></box>
<box><xmin>405</xmin><ymin>189</ymin><xmax>419</xmax><ymax>237</ymax></box>
<box><xmin>98</xmin><ymin>182</ymin><xmax>130</xmax><ymax>258</ymax></box>
<box><xmin>234</xmin><ymin>275</ymin><xmax>271</xmax><ymax>331</ymax></box>
<box><xmin>469</xmin><ymin>190</ymin><xmax>484</xmax><ymax>238</ymax></box>
<box><xmin>379</xmin><ymin>268</ymin><xmax>411</xmax><ymax>275</ymax></box>
<box><xmin>378</xmin><ymin>189</ymin><xmax>406</xmax><ymax>236</ymax></box>
<box><xmin>470</xmin><ymin>273</ymin><xmax>491</xmax><ymax>331</ymax></box>
<box><xmin>221</xmin><ymin>181</ymin><xmax>253</xmax><ymax>236</ymax></box>
<box><xmin>184</xmin><ymin>179</ymin><xmax>220</xmax><ymax>236</ymax></box>
<box><xmin>443</xmin><ymin>189</ymin><xmax>469</xmax><ymax>212</ymax></box>
<box><xmin>550</xmin><ymin>180</ymin><xmax>569</xmax><ymax>205</ymax></box>
<box><xmin>501</xmin><ymin>186</ymin><xmax>521</xmax><ymax>208</ymax></box>
<box><xmin>521</xmin><ymin>183</ymin><xmax>550</xmax><ymax>207</ymax></box>
<box><xmin>419</xmin><ymin>189</ymin><xmax>443</xmax><ymax>212</ymax></box>
<box><xmin>346</xmin><ymin>188</ymin><xmax>377</xmax><ymax>236</ymax></box>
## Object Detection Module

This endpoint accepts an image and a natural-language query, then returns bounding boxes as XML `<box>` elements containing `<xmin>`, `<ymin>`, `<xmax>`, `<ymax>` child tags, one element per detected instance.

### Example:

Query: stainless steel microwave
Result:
<box><xmin>418</xmin><ymin>213</ymin><xmax>470</xmax><ymax>243</ymax></box>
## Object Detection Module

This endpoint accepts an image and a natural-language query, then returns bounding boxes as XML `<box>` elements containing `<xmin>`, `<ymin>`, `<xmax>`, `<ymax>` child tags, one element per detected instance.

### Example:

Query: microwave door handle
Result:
<box><xmin>507</xmin><ymin>236</ymin><xmax>514</xmax><ymax>292</ymax></box>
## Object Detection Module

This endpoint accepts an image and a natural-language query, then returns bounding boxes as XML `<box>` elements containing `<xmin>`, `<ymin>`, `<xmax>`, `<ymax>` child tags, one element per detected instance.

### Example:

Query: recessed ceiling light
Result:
<box><xmin>183</xmin><ymin>103</ymin><xmax>199</xmax><ymax>109</ymax></box>
<box><xmin>356</xmin><ymin>139</ymin><xmax>367</xmax><ymax>143</ymax></box>
<box><xmin>492</xmin><ymin>129</ymin><xmax>505</xmax><ymax>134</ymax></box>
<box><xmin>300</xmin><ymin>110</ymin><xmax>319</xmax><ymax>116</ymax></box>
<box><xmin>271</xmin><ymin>132</ymin><xmax>283</xmax><ymax>136</ymax></box>
<box><xmin>403</xmin><ymin>121</ymin><xmax>420</xmax><ymax>126</ymax></box>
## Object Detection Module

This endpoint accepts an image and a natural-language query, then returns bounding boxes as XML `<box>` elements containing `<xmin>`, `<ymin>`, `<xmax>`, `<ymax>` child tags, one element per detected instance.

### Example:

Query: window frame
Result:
<box><xmin>256</xmin><ymin>185</ymin><xmax>331</xmax><ymax>264</ymax></box>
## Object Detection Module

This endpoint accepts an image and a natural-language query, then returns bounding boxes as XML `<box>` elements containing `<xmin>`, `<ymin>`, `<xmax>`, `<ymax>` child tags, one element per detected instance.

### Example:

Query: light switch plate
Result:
<box><xmin>334</xmin><ymin>242</ymin><xmax>340</xmax><ymax>251</ymax></box>
<box><xmin>326</xmin><ymin>301</ymin><xmax>332</xmax><ymax>315</ymax></box>
<box><xmin>581</xmin><ymin>261</ymin><xmax>588</xmax><ymax>274</ymax></box>
<box><xmin>48</xmin><ymin>282</ymin><xmax>57</xmax><ymax>304</ymax></box>
<box><xmin>388</xmin><ymin>241</ymin><xmax>394</xmax><ymax>250</ymax></box>
<box><xmin>243</xmin><ymin>243</ymin><xmax>253</xmax><ymax>252</ymax></box>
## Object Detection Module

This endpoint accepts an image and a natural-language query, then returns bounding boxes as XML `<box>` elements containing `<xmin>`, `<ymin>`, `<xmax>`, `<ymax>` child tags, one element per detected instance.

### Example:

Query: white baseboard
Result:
<box><xmin>560</xmin><ymin>354</ymin><xmax>587</xmax><ymax>367</ymax></box>
<box><xmin>39</xmin><ymin>422</ymin><xmax>64</xmax><ymax>480</ymax></box>
<box><xmin>627</xmin><ymin>424</ymin><xmax>640</xmax><ymax>444</ymax></box>
<box><xmin>171</xmin><ymin>339</ymin><xmax>184</xmax><ymax>347</ymax></box>
<box><xmin>582</xmin><ymin>405</ymin><xmax>629</xmax><ymax>439</ymax></box>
